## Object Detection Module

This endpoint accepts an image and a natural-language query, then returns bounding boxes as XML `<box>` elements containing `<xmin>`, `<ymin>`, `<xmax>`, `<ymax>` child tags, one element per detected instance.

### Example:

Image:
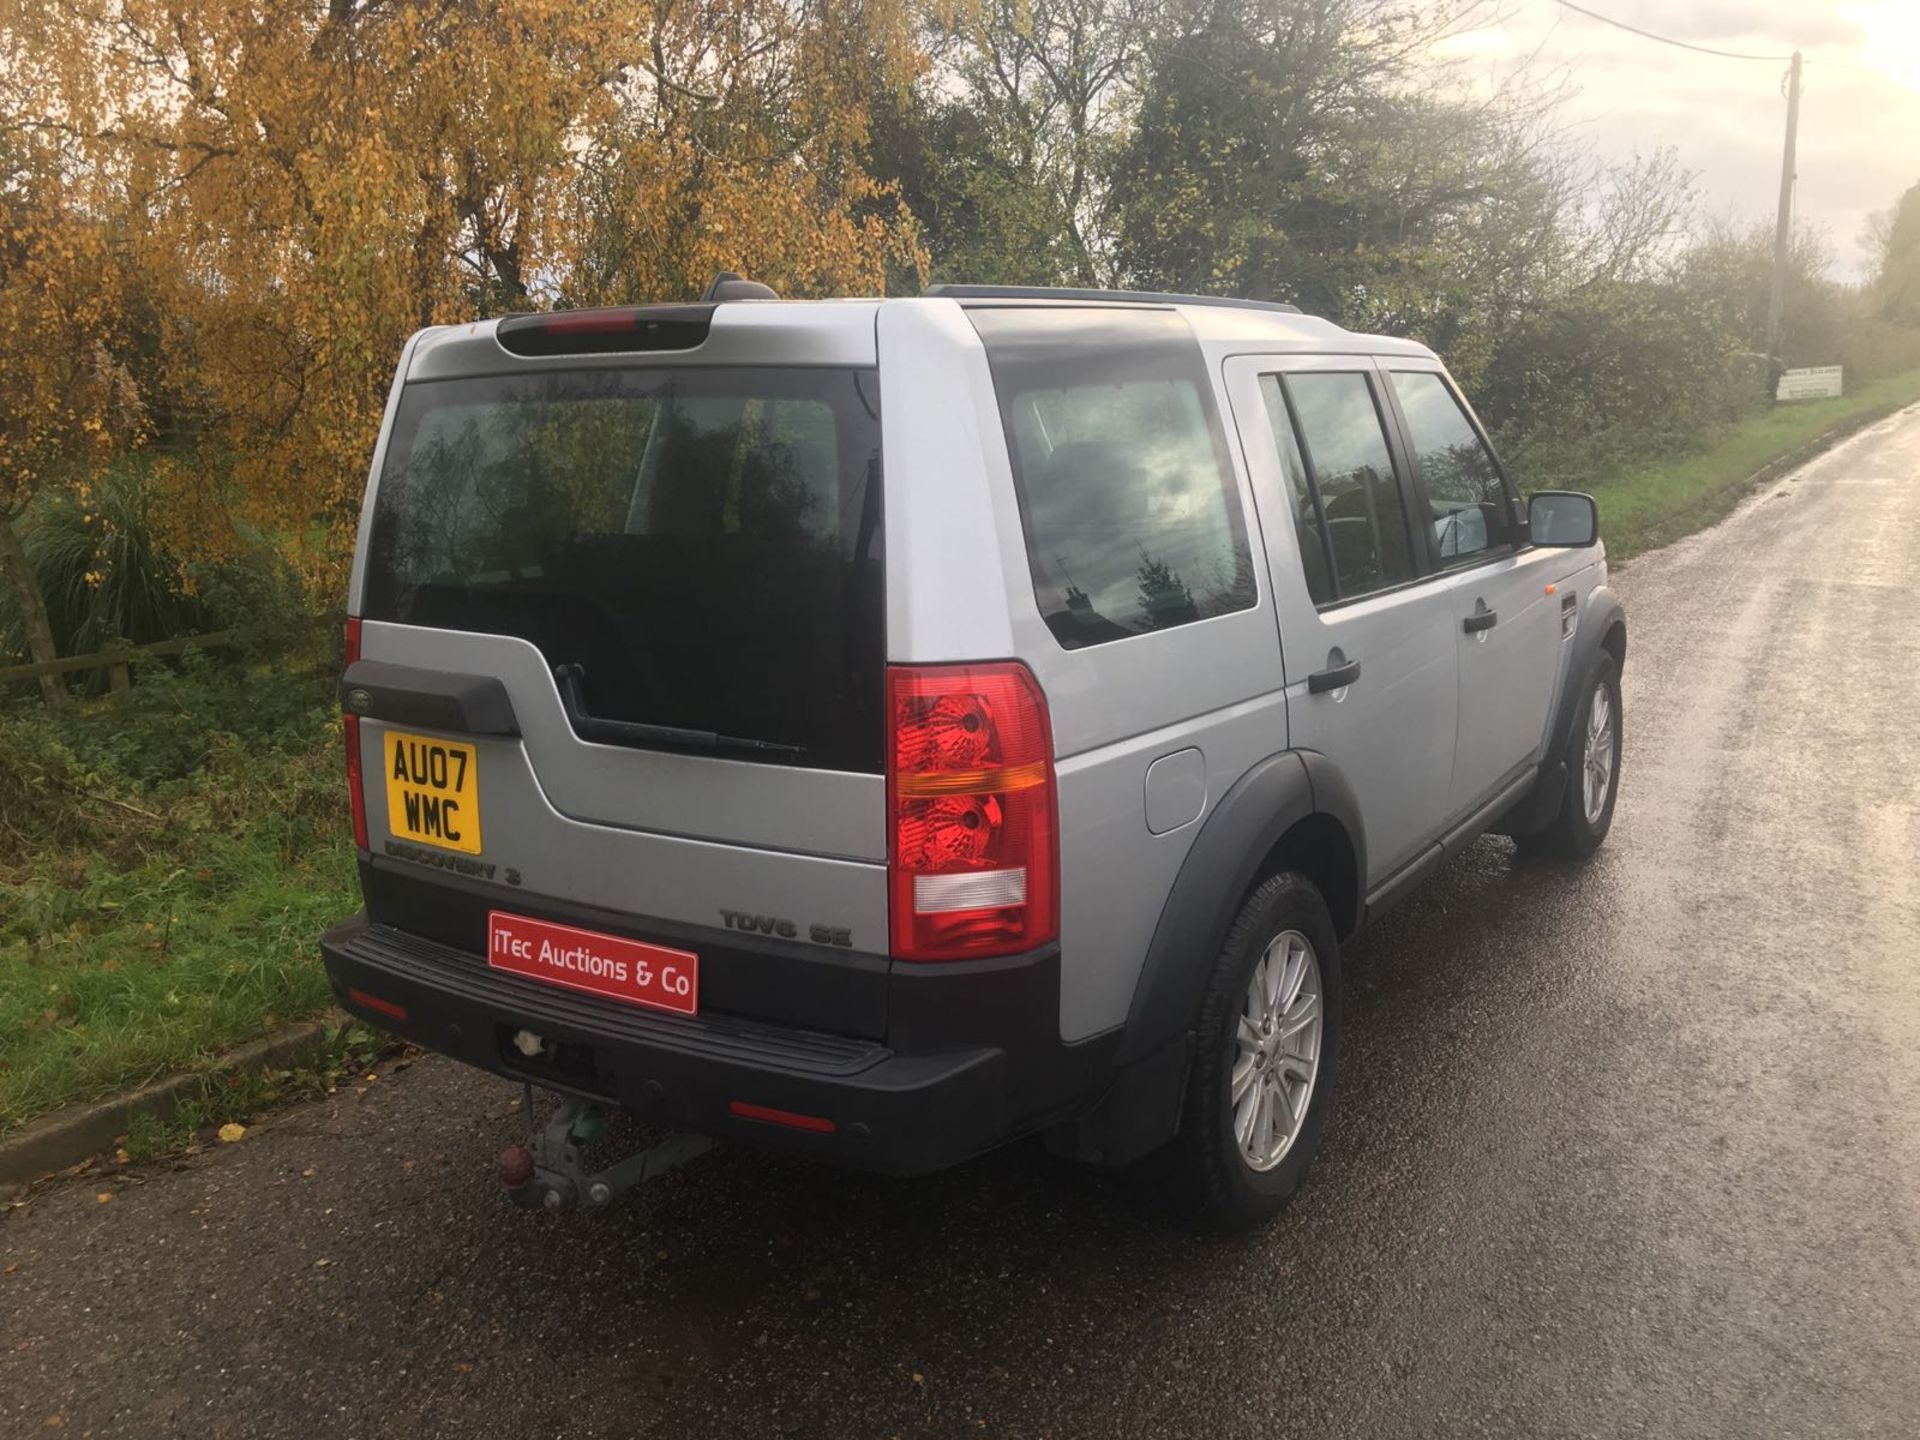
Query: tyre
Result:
<box><xmin>1517</xmin><ymin>650</ymin><xmax>1622</xmax><ymax>860</ymax></box>
<box><xmin>1163</xmin><ymin>871</ymin><xmax>1342</xmax><ymax>1232</ymax></box>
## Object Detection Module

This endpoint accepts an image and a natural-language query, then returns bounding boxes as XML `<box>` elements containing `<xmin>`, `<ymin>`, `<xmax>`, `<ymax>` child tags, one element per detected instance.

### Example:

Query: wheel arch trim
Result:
<box><xmin>1549</xmin><ymin>584</ymin><xmax>1626</xmax><ymax>764</ymax></box>
<box><xmin>1115</xmin><ymin>749</ymin><xmax>1365</xmax><ymax>1066</ymax></box>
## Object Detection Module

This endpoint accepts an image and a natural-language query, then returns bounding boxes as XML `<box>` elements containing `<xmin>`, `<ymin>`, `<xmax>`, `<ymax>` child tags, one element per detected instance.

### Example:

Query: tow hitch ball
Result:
<box><xmin>499</xmin><ymin>1081</ymin><xmax>714</xmax><ymax>1212</ymax></box>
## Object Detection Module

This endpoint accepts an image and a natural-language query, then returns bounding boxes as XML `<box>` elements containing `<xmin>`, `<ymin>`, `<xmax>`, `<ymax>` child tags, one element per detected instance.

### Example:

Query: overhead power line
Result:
<box><xmin>1549</xmin><ymin>0</ymin><xmax>1913</xmax><ymax>87</ymax></box>
<box><xmin>1551</xmin><ymin>0</ymin><xmax>1790</xmax><ymax>62</ymax></box>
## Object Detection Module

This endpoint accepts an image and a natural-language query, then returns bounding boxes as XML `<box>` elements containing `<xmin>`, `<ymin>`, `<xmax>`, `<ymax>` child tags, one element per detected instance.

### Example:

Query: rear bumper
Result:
<box><xmin>322</xmin><ymin>914</ymin><xmax>1103</xmax><ymax>1176</ymax></box>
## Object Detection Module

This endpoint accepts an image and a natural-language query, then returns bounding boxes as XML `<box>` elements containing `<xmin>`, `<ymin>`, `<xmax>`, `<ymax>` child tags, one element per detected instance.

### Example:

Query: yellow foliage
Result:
<box><xmin>0</xmin><ymin>169</ymin><xmax>142</xmax><ymax>519</ymax></box>
<box><xmin>2</xmin><ymin>0</ymin><xmax>927</xmax><ymax>593</ymax></box>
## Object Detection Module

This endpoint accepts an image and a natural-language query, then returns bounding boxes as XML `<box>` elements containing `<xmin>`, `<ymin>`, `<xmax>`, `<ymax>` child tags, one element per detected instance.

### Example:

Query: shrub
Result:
<box><xmin>0</xmin><ymin>658</ymin><xmax>339</xmax><ymax>881</ymax></box>
<box><xmin>1</xmin><ymin>462</ymin><xmax>213</xmax><ymax>666</ymax></box>
<box><xmin>2</xmin><ymin>456</ymin><xmax>330</xmax><ymax>678</ymax></box>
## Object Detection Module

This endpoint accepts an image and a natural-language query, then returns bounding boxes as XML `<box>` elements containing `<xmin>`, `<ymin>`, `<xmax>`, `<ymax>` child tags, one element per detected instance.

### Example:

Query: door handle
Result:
<box><xmin>1463</xmin><ymin>608</ymin><xmax>1498</xmax><ymax>634</ymax></box>
<box><xmin>1307</xmin><ymin>658</ymin><xmax>1362</xmax><ymax>694</ymax></box>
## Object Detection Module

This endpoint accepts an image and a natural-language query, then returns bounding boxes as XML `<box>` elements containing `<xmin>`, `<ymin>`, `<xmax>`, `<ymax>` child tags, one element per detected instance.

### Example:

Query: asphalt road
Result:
<box><xmin>7</xmin><ymin>407</ymin><xmax>1920</xmax><ymax>1439</ymax></box>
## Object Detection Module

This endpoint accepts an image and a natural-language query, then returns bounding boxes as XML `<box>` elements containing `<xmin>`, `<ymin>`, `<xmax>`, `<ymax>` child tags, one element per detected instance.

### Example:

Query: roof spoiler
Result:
<box><xmin>496</xmin><ymin>306</ymin><xmax>715</xmax><ymax>357</ymax></box>
<box><xmin>490</xmin><ymin>274</ymin><xmax>777</xmax><ymax>356</ymax></box>
<box><xmin>702</xmin><ymin>272</ymin><xmax>779</xmax><ymax>302</ymax></box>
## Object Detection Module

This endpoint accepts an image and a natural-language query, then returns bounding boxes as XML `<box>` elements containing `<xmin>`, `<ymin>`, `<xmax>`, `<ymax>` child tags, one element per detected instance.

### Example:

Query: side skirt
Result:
<box><xmin>1362</xmin><ymin>766</ymin><xmax>1539</xmax><ymax>926</ymax></box>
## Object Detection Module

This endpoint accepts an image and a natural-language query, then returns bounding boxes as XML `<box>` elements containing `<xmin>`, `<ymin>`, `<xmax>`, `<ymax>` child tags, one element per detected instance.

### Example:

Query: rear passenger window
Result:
<box><xmin>1257</xmin><ymin>376</ymin><xmax>1332</xmax><ymax>606</ymax></box>
<box><xmin>1272</xmin><ymin>372</ymin><xmax>1415</xmax><ymax>601</ymax></box>
<box><xmin>1389</xmin><ymin>370</ymin><xmax>1516</xmax><ymax>563</ymax></box>
<box><xmin>968</xmin><ymin>307</ymin><xmax>1256</xmax><ymax>650</ymax></box>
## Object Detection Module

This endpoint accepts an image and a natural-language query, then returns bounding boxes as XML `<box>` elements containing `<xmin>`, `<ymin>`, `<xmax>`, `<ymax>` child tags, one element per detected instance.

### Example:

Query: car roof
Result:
<box><xmin>403</xmin><ymin>291</ymin><xmax>1433</xmax><ymax>383</ymax></box>
<box><xmin>920</xmin><ymin>284</ymin><xmax>1436</xmax><ymax>359</ymax></box>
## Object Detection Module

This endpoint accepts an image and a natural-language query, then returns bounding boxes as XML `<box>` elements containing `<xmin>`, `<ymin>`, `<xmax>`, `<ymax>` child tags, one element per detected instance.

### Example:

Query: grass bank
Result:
<box><xmin>1593</xmin><ymin>369</ymin><xmax>1920</xmax><ymax>558</ymax></box>
<box><xmin>1</xmin><ymin>662</ymin><xmax>354</xmax><ymax>1134</ymax></box>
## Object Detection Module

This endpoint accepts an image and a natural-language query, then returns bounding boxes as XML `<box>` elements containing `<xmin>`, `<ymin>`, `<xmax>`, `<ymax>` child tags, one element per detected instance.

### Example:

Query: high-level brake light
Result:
<box><xmin>495</xmin><ymin>305</ymin><xmax>715</xmax><ymax>356</ymax></box>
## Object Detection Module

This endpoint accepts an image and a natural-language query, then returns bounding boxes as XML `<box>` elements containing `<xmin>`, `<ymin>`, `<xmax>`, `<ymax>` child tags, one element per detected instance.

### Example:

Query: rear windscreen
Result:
<box><xmin>360</xmin><ymin>367</ymin><xmax>884</xmax><ymax>772</ymax></box>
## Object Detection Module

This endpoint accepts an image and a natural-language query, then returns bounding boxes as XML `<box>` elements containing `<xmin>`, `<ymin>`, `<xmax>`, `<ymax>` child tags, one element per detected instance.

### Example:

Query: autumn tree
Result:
<box><xmin>566</xmin><ymin>0</ymin><xmax>927</xmax><ymax>305</ymax></box>
<box><xmin>4</xmin><ymin>0</ymin><xmax>925</xmax><ymax>607</ymax></box>
<box><xmin>0</xmin><ymin>131</ymin><xmax>145</xmax><ymax>703</ymax></box>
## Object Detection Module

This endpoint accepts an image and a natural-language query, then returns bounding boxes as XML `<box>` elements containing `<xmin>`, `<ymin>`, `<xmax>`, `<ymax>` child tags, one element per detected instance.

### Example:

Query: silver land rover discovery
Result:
<box><xmin>322</xmin><ymin>278</ymin><xmax>1626</xmax><ymax>1229</ymax></box>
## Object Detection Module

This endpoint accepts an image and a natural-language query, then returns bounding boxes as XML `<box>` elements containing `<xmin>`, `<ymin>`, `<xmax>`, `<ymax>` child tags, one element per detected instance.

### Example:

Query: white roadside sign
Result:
<box><xmin>1776</xmin><ymin>365</ymin><xmax>1843</xmax><ymax>401</ymax></box>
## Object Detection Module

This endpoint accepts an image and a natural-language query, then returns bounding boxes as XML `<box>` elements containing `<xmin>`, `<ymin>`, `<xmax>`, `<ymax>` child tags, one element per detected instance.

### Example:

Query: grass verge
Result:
<box><xmin>118</xmin><ymin>1021</ymin><xmax>388</xmax><ymax>1163</ymax></box>
<box><xmin>1594</xmin><ymin>369</ymin><xmax>1920</xmax><ymax>559</ymax></box>
<box><xmin>1</xmin><ymin>662</ymin><xmax>354</xmax><ymax>1135</ymax></box>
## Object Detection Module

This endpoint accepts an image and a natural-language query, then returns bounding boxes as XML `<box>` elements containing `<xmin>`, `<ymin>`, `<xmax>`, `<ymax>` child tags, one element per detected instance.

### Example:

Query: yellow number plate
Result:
<box><xmin>383</xmin><ymin>731</ymin><xmax>482</xmax><ymax>854</ymax></box>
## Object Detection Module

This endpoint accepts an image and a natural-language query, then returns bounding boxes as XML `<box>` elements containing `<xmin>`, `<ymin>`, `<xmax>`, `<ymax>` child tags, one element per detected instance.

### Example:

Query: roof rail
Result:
<box><xmin>925</xmin><ymin>283</ymin><xmax>1302</xmax><ymax>316</ymax></box>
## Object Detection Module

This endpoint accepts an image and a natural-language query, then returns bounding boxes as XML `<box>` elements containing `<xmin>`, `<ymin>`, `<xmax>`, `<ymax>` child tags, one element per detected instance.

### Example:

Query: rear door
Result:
<box><xmin>1223</xmin><ymin>354</ymin><xmax>1458</xmax><ymax>886</ymax></box>
<box><xmin>345</xmin><ymin>307</ymin><xmax>892</xmax><ymax>1032</ymax></box>
<box><xmin>1379</xmin><ymin>364</ymin><xmax>1562</xmax><ymax>817</ymax></box>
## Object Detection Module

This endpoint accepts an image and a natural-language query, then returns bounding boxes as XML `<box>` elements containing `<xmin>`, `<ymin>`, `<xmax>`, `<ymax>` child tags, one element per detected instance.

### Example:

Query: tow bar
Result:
<box><xmin>499</xmin><ymin>1081</ymin><xmax>715</xmax><ymax>1211</ymax></box>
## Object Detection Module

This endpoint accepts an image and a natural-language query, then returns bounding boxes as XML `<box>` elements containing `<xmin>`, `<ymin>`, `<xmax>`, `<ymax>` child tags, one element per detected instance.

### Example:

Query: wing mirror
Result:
<box><xmin>1527</xmin><ymin>491</ymin><xmax>1599</xmax><ymax>548</ymax></box>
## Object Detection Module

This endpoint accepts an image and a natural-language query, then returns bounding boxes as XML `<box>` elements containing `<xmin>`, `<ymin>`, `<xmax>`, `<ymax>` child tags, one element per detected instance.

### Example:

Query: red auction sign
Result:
<box><xmin>487</xmin><ymin>910</ymin><xmax>699</xmax><ymax>1017</ymax></box>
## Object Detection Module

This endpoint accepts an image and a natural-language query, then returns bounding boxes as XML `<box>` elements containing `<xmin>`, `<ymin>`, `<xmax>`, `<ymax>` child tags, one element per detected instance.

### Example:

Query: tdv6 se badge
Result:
<box><xmin>720</xmin><ymin>910</ymin><xmax>853</xmax><ymax>948</ymax></box>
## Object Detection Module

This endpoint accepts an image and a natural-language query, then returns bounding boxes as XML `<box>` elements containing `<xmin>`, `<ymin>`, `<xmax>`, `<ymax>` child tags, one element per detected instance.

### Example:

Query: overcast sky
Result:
<box><xmin>1441</xmin><ymin>0</ymin><xmax>1920</xmax><ymax>279</ymax></box>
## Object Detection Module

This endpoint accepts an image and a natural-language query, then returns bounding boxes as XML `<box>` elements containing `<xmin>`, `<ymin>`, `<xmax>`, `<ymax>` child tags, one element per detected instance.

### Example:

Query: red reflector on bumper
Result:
<box><xmin>347</xmin><ymin>987</ymin><xmax>408</xmax><ymax>1023</ymax></box>
<box><xmin>728</xmin><ymin>1100</ymin><xmax>837</xmax><ymax>1134</ymax></box>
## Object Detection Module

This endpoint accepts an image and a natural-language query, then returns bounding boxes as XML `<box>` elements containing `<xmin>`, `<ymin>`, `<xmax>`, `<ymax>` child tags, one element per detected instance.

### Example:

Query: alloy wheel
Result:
<box><xmin>1232</xmin><ymin>929</ymin><xmax>1323</xmax><ymax>1172</ymax></box>
<box><xmin>1582</xmin><ymin>683</ymin><xmax>1617</xmax><ymax>826</ymax></box>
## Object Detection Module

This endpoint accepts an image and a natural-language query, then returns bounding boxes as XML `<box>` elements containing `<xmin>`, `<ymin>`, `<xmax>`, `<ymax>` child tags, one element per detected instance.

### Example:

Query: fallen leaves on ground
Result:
<box><xmin>216</xmin><ymin>1123</ymin><xmax>246</xmax><ymax>1143</ymax></box>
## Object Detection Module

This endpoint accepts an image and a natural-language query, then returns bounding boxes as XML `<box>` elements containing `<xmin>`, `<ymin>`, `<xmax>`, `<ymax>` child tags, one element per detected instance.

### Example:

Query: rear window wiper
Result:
<box><xmin>552</xmin><ymin>664</ymin><xmax>807</xmax><ymax>759</ymax></box>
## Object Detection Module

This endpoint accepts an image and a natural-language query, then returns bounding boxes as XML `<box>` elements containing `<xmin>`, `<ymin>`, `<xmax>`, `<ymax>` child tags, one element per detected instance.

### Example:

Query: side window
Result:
<box><xmin>1275</xmin><ymin>371</ymin><xmax>1416</xmax><ymax>601</ymax></box>
<box><xmin>1389</xmin><ymin>370</ymin><xmax>1515</xmax><ymax>564</ymax></box>
<box><xmin>970</xmin><ymin>307</ymin><xmax>1257</xmax><ymax>649</ymax></box>
<box><xmin>1257</xmin><ymin>375</ymin><xmax>1333</xmax><ymax>606</ymax></box>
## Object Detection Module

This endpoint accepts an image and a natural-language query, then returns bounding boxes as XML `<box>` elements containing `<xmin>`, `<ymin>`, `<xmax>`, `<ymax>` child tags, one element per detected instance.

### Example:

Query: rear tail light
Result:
<box><xmin>343</xmin><ymin>617</ymin><xmax>368</xmax><ymax>851</ymax></box>
<box><xmin>887</xmin><ymin>662</ymin><xmax>1058</xmax><ymax>961</ymax></box>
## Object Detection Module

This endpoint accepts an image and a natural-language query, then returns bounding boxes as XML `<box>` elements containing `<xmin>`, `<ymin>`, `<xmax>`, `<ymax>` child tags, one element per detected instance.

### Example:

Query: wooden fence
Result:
<box><xmin>0</xmin><ymin>630</ymin><xmax>237</xmax><ymax>696</ymax></box>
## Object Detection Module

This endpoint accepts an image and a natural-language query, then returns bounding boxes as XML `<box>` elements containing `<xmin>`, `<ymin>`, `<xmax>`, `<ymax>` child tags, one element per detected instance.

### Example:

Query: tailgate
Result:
<box><xmin>341</xmin><ymin>341</ymin><xmax>890</xmax><ymax>1029</ymax></box>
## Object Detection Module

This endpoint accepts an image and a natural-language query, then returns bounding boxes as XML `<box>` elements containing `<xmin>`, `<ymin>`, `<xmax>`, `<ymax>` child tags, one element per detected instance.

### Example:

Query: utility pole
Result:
<box><xmin>1764</xmin><ymin>50</ymin><xmax>1803</xmax><ymax>394</ymax></box>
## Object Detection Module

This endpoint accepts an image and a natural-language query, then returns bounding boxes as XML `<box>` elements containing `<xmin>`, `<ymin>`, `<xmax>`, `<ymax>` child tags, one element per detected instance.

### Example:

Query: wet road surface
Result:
<box><xmin>6</xmin><ymin>407</ymin><xmax>1920</xmax><ymax>1438</ymax></box>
